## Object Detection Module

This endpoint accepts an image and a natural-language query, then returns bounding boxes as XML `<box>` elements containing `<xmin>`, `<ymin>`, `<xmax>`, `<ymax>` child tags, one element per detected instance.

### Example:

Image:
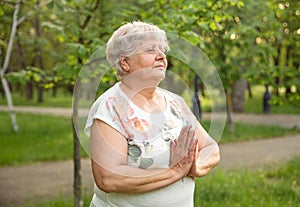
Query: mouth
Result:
<box><xmin>154</xmin><ymin>65</ymin><xmax>165</xmax><ymax>70</ymax></box>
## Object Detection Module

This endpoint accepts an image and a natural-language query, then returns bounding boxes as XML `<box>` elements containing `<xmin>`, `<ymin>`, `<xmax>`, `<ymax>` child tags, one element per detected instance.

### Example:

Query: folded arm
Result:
<box><xmin>90</xmin><ymin>119</ymin><xmax>195</xmax><ymax>194</ymax></box>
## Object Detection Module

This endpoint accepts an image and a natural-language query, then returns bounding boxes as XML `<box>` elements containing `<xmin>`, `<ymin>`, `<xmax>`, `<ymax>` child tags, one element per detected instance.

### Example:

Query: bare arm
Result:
<box><xmin>188</xmin><ymin>122</ymin><xmax>220</xmax><ymax>177</ymax></box>
<box><xmin>90</xmin><ymin>119</ymin><xmax>196</xmax><ymax>194</ymax></box>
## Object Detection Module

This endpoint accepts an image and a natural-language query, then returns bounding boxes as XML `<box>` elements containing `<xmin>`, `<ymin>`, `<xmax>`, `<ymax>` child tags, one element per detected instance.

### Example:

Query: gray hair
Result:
<box><xmin>106</xmin><ymin>21</ymin><xmax>170</xmax><ymax>78</ymax></box>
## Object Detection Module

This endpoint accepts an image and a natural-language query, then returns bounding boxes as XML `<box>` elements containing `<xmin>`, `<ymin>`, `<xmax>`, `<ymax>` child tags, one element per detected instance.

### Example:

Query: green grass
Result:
<box><xmin>1</xmin><ymin>111</ymin><xmax>299</xmax><ymax>207</ymax></box>
<box><xmin>0</xmin><ymin>112</ymin><xmax>299</xmax><ymax>167</ymax></box>
<box><xmin>0</xmin><ymin>88</ymin><xmax>73</xmax><ymax>107</ymax></box>
<box><xmin>194</xmin><ymin>157</ymin><xmax>300</xmax><ymax>207</ymax></box>
<box><xmin>20</xmin><ymin>157</ymin><xmax>300</xmax><ymax>207</ymax></box>
<box><xmin>0</xmin><ymin>112</ymin><xmax>88</xmax><ymax>167</ymax></box>
<box><xmin>201</xmin><ymin>120</ymin><xmax>300</xmax><ymax>144</ymax></box>
<box><xmin>21</xmin><ymin>191</ymin><xmax>93</xmax><ymax>207</ymax></box>
<box><xmin>198</xmin><ymin>85</ymin><xmax>300</xmax><ymax>114</ymax></box>
<box><xmin>1</xmin><ymin>85</ymin><xmax>299</xmax><ymax>114</ymax></box>
<box><xmin>243</xmin><ymin>85</ymin><xmax>300</xmax><ymax>114</ymax></box>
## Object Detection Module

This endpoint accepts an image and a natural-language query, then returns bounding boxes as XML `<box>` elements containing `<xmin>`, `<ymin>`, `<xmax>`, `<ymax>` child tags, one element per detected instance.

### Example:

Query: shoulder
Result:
<box><xmin>86</xmin><ymin>82</ymin><xmax>124</xmax><ymax>126</ymax></box>
<box><xmin>90</xmin><ymin>82</ymin><xmax>122</xmax><ymax>109</ymax></box>
<box><xmin>85</xmin><ymin>82</ymin><xmax>127</xmax><ymax>137</ymax></box>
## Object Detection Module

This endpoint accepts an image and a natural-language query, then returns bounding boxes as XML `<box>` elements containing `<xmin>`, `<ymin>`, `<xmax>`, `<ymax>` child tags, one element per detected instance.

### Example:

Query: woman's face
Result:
<box><xmin>126</xmin><ymin>39</ymin><xmax>168</xmax><ymax>80</ymax></box>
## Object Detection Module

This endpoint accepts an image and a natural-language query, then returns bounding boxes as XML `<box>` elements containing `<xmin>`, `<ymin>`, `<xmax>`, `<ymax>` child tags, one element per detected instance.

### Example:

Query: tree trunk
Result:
<box><xmin>0</xmin><ymin>86</ymin><xmax>4</xmax><ymax>99</ymax></box>
<box><xmin>52</xmin><ymin>85</ymin><xmax>57</xmax><ymax>97</ymax></box>
<box><xmin>285</xmin><ymin>45</ymin><xmax>292</xmax><ymax>99</ymax></box>
<box><xmin>16</xmin><ymin>30</ymin><xmax>29</xmax><ymax>100</ymax></box>
<box><xmin>192</xmin><ymin>76</ymin><xmax>201</xmax><ymax>120</ymax></box>
<box><xmin>0</xmin><ymin>1</ymin><xmax>21</xmax><ymax>133</ymax></box>
<box><xmin>1</xmin><ymin>78</ymin><xmax>19</xmax><ymax>132</ymax></box>
<box><xmin>34</xmin><ymin>0</ymin><xmax>44</xmax><ymax>103</ymax></box>
<box><xmin>199</xmin><ymin>82</ymin><xmax>205</xmax><ymax>98</ymax></box>
<box><xmin>247</xmin><ymin>81</ymin><xmax>252</xmax><ymax>99</ymax></box>
<box><xmin>273</xmin><ymin>35</ymin><xmax>282</xmax><ymax>97</ymax></box>
<box><xmin>25</xmin><ymin>80</ymin><xmax>33</xmax><ymax>100</ymax></box>
<box><xmin>73</xmin><ymin>78</ymin><xmax>82</xmax><ymax>207</ymax></box>
<box><xmin>232</xmin><ymin>78</ymin><xmax>247</xmax><ymax>112</ymax></box>
<box><xmin>37</xmin><ymin>85</ymin><xmax>43</xmax><ymax>103</ymax></box>
<box><xmin>73</xmin><ymin>2</ymin><xmax>100</xmax><ymax>206</ymax></box>
<box><xmin>226</xmin><ymin>89</ymin><xmax>234</xmax><ymax>133</ymax></box>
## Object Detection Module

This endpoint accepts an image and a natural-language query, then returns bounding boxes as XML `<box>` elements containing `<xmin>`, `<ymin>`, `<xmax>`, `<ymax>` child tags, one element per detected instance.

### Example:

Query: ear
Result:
<box><xmin>119</xmin><ymin>55</ymin><xmax>130</xmax><ymax>72</ymax></box>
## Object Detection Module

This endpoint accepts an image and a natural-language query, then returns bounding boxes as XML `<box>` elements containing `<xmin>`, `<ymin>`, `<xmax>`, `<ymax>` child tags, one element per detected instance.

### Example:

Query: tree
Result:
<box><xmin>45</xmin><ymin>1</ymin><xmax>126</xmax><ymax>206</ymax></box>
<box><xmin>269</xmin><ymin>0</ymin><xmax>300</xmax><ymax>105</ymax></box>
<box><xmin>0</xmin><ymin>1</ymin><xmax>25</xmax><ymax>132</ymax></box>
<box><xmin>128</xmin><ymin>0</ymin><xmax>244</xmax><ymax>130</ymax></box>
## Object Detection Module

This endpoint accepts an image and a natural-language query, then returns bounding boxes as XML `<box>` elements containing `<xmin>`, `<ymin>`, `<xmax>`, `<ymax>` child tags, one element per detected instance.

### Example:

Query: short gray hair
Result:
<box><xmin>106</xmin><ymin>21</ymin><xmax>170</xmax><ymax>78</ymax></box>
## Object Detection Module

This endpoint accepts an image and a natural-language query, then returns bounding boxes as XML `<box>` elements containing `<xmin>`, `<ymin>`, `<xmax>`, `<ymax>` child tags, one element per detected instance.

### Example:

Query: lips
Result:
<box><xmin>154</xmin><ymin>65</ymin><xmax>165</xmax><ymax>69</ymax></box>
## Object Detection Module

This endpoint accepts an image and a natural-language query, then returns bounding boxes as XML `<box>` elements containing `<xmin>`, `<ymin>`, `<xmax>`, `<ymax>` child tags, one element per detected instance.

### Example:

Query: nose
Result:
<box><xmin>155</xmin><ymin>50</ymin><xmax>166</xmax><ymax>59</ymax></box>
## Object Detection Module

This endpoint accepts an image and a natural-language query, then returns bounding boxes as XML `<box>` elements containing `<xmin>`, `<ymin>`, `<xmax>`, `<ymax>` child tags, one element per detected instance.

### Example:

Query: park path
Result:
<box><xmin>0</xmin><ymin>106</ymin><xmax>300</xmax><ymax>207</ymax></box>
<box><xmin>0</xmin><ymin>105</ymin><xmax>300</xmax><ymax>128</ymax></box>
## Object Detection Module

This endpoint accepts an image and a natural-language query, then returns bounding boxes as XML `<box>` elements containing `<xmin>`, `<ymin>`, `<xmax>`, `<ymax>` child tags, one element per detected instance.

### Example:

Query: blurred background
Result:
<box><xmin>0</xmin><ymin>0</ymin><xmax>299</xmax><ymax>207</ymax></box>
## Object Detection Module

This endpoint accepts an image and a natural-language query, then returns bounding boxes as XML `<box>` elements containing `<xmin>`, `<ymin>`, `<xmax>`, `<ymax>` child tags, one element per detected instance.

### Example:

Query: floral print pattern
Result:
<box><xmin>87</xmin><ymin>83</ymin><xmax>196</xmax><ymax>169</ymax></box>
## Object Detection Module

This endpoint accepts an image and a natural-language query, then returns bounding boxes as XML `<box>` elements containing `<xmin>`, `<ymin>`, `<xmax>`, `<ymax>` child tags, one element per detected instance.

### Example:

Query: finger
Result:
<box><xmin>183</xmin><ymin>126</ymin><xmax>194</xmax><ymax>151</ymax></box>
<box><xmin>169</xmin><ymin>141</ymin><xmax>175</xmax><ymax>166</ymax></box>
<box><xmin>188</xmin><ymin>139</ymin><xmax>198</xmax><ymax>158</ymax></box>
<box><xmin>170</xmin><ymin>140</ymin><xmax>176</xmax><ymax>152</ymax></box>
<box><xmin>184</xmin><ymin>126</ymin><xmax>194</xmax><ymax>150</ymax></box>
<box><xmin>178</xmin><ymin>126</ymin><xmax>188</xmax><ymax>147</ymax></box>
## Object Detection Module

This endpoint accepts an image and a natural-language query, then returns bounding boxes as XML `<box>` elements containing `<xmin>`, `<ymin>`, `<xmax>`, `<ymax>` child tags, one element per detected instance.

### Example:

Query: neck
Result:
<box><xmin>120</xmin><ymin>73</ymin><xmax>161</xmax><ymax>100</ymax></box>
<box><xmin>120</xmin><ymin>80</ymin><xmax>158</xmax><ymax>100</ymax></box>
<box><xmin>120</xmin><ymin>81</ymin><xmax>166</xmax><ymax>113</ymax></box>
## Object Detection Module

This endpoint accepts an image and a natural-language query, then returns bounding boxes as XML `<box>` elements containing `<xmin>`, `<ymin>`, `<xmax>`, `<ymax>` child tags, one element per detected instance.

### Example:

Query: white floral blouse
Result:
<box><xmin>85</xmin><ymin>82</ymin><xmax>197</xmax><ymax>207</ymax></box>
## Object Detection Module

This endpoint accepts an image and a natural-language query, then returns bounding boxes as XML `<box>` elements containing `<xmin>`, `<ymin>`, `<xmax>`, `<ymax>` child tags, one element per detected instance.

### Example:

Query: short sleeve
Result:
<box><xmin>84</xmin><ymin>88</ymin><xmax>128</xmax><ymax>138</ymax></box>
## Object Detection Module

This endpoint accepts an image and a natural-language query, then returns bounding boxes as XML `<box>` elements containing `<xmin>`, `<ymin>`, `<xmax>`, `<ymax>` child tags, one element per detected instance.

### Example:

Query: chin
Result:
<box><xmin>152</xmin><ymin>69</ymin><xmax>166</xmax><ymax>81</ymax></box>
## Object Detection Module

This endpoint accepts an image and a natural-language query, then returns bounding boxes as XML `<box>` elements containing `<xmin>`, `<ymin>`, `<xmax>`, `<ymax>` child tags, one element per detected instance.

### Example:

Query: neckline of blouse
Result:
<box><xmin>116</xmin><ymin>82</ymin><xmax>170</xmax><ymax>116</ymax></box>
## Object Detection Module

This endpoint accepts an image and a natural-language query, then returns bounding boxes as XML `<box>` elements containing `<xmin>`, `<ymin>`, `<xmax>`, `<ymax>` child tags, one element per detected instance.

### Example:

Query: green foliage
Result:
<box><xmin>4</xmin><ymin>70</ymin><xmax>29</xmax><ymax>85</ymax></box>
<box><xmin>1</xmin><ymin>0</ymin><xmax>299</xmax><ymax>109</ymax></box>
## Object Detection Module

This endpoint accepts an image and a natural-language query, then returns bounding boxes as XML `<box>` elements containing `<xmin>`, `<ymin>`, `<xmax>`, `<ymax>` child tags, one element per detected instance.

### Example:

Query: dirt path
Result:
<box><xmin>1</xmin><ymin>105</ymin><xmax>300</xmax><ymax>128</ymax></box>
<box><xmin>0</xmin><ymin>106</ymin><xmax>300</xmax><ymax>206</ymax></box>
<box><xmin>219</xmin><ymin>134</ymin><xmax>300</xmax><ymax>169</ymax></box>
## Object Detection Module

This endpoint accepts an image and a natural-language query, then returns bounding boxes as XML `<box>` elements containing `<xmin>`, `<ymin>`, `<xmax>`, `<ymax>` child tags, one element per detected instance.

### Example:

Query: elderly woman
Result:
<box><xmin>85</xmin><ymin>21</ymin><xmax>220</xmax><ymax>207</ymax></box>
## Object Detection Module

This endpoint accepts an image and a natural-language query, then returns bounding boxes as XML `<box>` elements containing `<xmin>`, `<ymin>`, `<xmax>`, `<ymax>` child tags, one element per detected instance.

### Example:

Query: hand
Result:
<box><xmin>188</xmin><ymin>144</ymin><xmax>220</xmax><ymax>177</ymax></box>
<box><xmin>187</xmin><ymin>151</ymin><xmax>198</xmax><ymax>177</ymax></box>
<box><xmin>169</xmin><ymin>125</ymin><xmax>197</xmax><ymax>176</ymax></box>
<box><xmin>171</xmin><ymin>139</ymin><xmax>198</xmax><ymax>178</ymax></box>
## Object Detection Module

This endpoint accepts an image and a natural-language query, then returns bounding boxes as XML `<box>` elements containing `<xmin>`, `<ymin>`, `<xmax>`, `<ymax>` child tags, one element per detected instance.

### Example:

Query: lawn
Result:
<box><xmin>0</xmin><ymin>84</ymin><xmax>299</xmax><ymax>114</ymax></box>
<box><xmin>0</xmin><ymin>112</ymin><xmax>299</xmax><ymax>167</ymax></box>
<box><xmin>0</xmin><ymin>112</ymin><xmax>88</xmax><ymax>166</ymax></box>
<box><xmin>201</xmin><ymin>120</ymin><xmax>300</xmax><ymax>144</ymax></box>
<box><xmin>243</xmin><ymin>85</ymin><xmax>300</xmax><ymax>114</ymax></box>
<box><xmin>21</xmin><ymin>157</ymin><xmax>300</xmax><ymax>207</ymax></box>
<box><xmin>194</xmin><ymin>157</ymin><xmax>300</xmax><ymax>207</ymax></box>
<box><xmin>197</xmin><ymin>85</ymin><xmax>300</xmax><ymax>114</ymax></box>
<box><xmin>0</xmin><ymin>88</ymin><xmax>73</xmax><ymax>108</ymax></box>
